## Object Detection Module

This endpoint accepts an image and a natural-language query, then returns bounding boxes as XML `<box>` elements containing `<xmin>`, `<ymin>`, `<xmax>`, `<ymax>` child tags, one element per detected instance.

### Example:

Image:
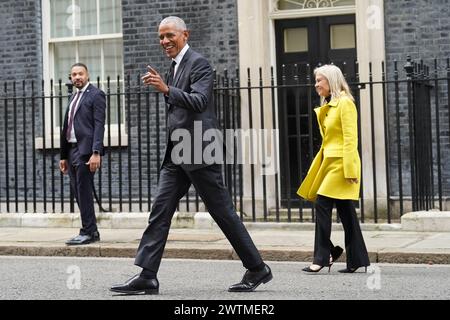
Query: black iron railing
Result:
<box><xmin>0</xmin><ymin>57</ymin><xmax>449</xmax><ymax>223</ymax></box>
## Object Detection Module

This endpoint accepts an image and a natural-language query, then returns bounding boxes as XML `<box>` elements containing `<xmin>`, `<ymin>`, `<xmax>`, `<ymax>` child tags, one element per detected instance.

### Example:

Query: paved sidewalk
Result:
<box><xmin>1</xmin><ymin>224</ymin><xmax>450</xmax><ymax>264</ymax></box>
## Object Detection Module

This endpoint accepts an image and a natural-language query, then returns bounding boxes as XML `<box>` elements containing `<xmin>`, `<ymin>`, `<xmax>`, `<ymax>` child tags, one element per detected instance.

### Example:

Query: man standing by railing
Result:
<box><xmin>59</xmin><ymin>62</ymin><xmax>106</xmax><ymax>245</ymax></box>
<box><xmin>110</xmin><ymin>16</ymin><xmax>272</xmax><ymax>295</ymax></box>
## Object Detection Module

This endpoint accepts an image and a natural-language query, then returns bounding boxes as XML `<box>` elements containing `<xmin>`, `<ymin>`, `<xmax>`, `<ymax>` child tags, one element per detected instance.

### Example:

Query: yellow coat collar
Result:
<box><xmin>325</xmin><ymin>91</ymin><xmax>346</xmax><ymax>107</ymax></box>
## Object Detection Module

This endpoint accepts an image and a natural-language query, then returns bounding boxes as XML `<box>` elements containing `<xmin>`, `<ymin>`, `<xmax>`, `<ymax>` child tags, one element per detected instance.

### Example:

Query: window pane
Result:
<box><xmin>50</xmin><ymin>0</ymin><xmax>73</xmax><ymax>38</ymax></box>
<box><xmin>100</xmin><ymin>0</ymin><xmax>122</xmax><ymax>34</ymax></box>
<box><xmin>278</xmin><ymin>0</ymin><xmax>355</xmax><ymax>10</ymax></box>
<box><xmin>75</xmin><ymin>0</ymin><xmax>97</xmax><ymax>36</ymax></box>
<box><xmin>78</xmin><ymin>40</ymin><xmax>102</xmax><ymax>80</ymax></box>
<box><xmin>53</xmin><ymin>42</ymin><xmax>77</xmax><ymax>82</ymax></box>
<box><xmin>330</xmin><ymin>24</ymin><xmax>355</xmax><ymax>49</ymax></box>
<box><xmin>104</xmin><ymin>39</ymin><xmax>123</xmax><ymax>78</ymax></box>
<box><xmin>284</xmin><ymin>28</ymin><xmax>308</xmax><ymax>53</ymax></box>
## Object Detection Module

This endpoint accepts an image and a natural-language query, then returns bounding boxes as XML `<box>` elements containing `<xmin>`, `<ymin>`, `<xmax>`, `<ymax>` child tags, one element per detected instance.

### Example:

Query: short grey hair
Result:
<box><xmin>159</xmin><ymin>16</ymin><xmax>187</xmax><ymax>31</ymax></box>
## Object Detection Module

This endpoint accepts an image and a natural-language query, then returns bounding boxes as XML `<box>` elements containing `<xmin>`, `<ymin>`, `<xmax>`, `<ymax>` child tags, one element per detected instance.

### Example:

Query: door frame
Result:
<box><xmin>274</xmin><ymin>14</ymin><xmax>358</xmax><ymax>202</ymax></box>
<box><xmin>236</xmin><ymin>0</ymin><xmax>387</xmax><ymax>216</ymax></box>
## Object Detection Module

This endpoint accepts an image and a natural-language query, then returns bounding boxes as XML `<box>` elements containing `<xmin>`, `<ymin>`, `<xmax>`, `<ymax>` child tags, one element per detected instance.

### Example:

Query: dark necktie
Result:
<box><xmin>168</xmin><ymin>60</ymin><xmax>177</xmax><ymax>85</ymax></box>
<box><xmin>66</xmin><ymin>90</ymin><xmax>82</xmax><ymax>142</ymax></box>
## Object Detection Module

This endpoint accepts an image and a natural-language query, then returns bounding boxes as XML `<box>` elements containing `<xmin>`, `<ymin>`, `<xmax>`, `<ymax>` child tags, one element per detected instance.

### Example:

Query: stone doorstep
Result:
<box><xmin>401</xmin><ymin>211</ymin><xmax>450</xmax><ymax>232</ymax></box>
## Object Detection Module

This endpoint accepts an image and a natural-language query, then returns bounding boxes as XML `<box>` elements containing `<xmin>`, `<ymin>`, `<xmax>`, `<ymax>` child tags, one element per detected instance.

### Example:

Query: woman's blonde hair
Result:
<box><xmin>314</xmin><ymin>64</ymin><xmax>354</xmax><ymax>105</ymax></box>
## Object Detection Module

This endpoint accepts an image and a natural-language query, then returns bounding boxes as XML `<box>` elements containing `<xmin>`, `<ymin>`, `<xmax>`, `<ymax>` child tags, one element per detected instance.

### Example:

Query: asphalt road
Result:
<box><xmin>1</xmin><ymin>256</ymin><xmax>449</xmax><ymax>301</ymax></box>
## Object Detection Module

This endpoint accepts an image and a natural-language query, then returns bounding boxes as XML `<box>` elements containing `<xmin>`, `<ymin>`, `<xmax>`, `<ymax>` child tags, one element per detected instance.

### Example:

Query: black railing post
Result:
<box><xmin>22</xmin><ymin>80</ymin><xmax>28</xmax><ymax>212</ymax></box>
<box><xmin>58</xmin><ymin>79</ymin><xmax>64</xmax><ymax>212</ymax></box>
<box><xmin>65</xmin><ymin>77</ymin><xmax>74</xmax><ymax>213</ymax></box>
<box><xmin>97</xmin><ymin>77</ymin><xmax>103</xmax><ymax>211</ymax></box>
<box><xmin>41</xmin><ymin>80</ymin><xmax>47</xmax><ymax>213</ymax></box>
<box><xmin>145</xmin><ymin>82</ymin><xmax>151</xmax><ymax>212</ymax></box>
<box><xmin>280</xmin><ymin>65</ymin><xmax>291</xmax><ymax>222</ymax></box>
<box><xmin>393</xmin><ymin>61</ymin><xmax>403</xmax><ymax>216</ymax></box>
<box><xmin>306</xmin><ymin>63</ymin><xmax>314</xmax><ymax>223</ymax></box>
<box><xmin>13</xmin><ymin>81</ymin><xmax>18</xmax><ymax>212</ymax></box>
<box><xmin>270</xmin><ymin>66</ymin><xmax>280</xmax><ymax>222</ymax></box>
<box><xmin>31</xmin><ymin>81</ymin><xmax>37</xmax><ymax>212</ymax></box>
<box><xmin>258</xmin><ymin>67</ymin><xmax>268</xmax><ymax>221</ymax></box>
<box><xmin>137</xmin><ymin>74</ymin><xmax>143</xmax><ymax>212</ymax></box>
<box><xmin>293</xmin><ymin>64</ymin><xmax>303</xmax><ymax>222</ymax></box>
<box><xmin>126</xmin><ymin>74</ymin><xmax>132</xmax><ymax>212</ymax></box>
<box><xmin>247</xmin><ymin>68</ymin><xmax>256</xmax><ymax>221</ymax></box>
<box><xmin>107</xmin><ymin>77</ymin><xmax>112</xmax><ymax>211</ymax></box>
<box><xmin>3</xmin><ymin>82</ymin><xmax>10</xmax><ymax>212</ymax></box>
<box><xmin>381</xmin><ymin>61</ymin><xmax>392</xmax><ymax>222</ymax></box>
<box><xmin>404</xmin><ymin>56</ymin><xmax>416</xmax><ymax>211</ymax></box>
<box><xmin>236</xmin><ymin>67</ymin><xmax>243</xmax><ymax>219</ymax></box>
<box><xmin>225</xmin><ymin>69</ymin><xmax>233</xmax><ymax>199</ymax></box>
<box><xmin>50</xmin><ymin>79</ymin><xmax>55</xmax><ymax>213</ymax></box>
<box><xmin>425</xmin><ymin>63</ymin><xmax>434</xmax><ymax>210</ymax></box>
<box><xmin>368</xmin><ymin>62</ymin><xmax>377</xmax><ymax>222</ymax></box>
<box><xmin>355</xmin><ymin>61</ymin><xmax>364</xmax><ymax>222</ymax></box>
<box><xmin>231</xmin><ymin>74</ymin><xmax>237</xmax><ymax>210</ymax></box>
<box><xmin>433</xmin><ymin>59</ymin><xmax>442</xmax><ymax>211</ymax></box>
<box><xmin>117</xmin><ymin>75</ymin><xmax>123</xmax><ymax>212</ymax></box>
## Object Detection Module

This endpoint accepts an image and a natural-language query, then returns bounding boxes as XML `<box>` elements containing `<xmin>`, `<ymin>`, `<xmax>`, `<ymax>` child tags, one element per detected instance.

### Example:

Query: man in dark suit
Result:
<box><xmin>60</xmin><ymin>63</ymin><xmax>106</xmax><ymax>245</ymax></box>
<box><xmin>110</xmin><ymin>16</ymin><xmax>272</xmax><ymax>295</ymax></box>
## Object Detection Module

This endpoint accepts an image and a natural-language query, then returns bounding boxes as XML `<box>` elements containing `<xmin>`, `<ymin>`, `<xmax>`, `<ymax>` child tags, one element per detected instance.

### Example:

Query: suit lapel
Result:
<box><xmin>73</xmin><ymin>83</ymin><xmax>92</xmax><ymax>118</ymax></box>
<box><xmin>173</xmin><ymin>49</ymin><xmax>192</xmax><ymax>87</ymax></box>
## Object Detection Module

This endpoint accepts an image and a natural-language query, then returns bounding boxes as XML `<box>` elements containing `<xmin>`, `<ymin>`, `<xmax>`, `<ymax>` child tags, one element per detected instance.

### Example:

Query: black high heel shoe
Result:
<box><xmin>338</xmin><ymin>266</ymin><xmax>368</xmax><ymax>273</ymax></box>
<box><xmin>302</xmin><ymin>264</ymin><xmax>332</xmax><ymax>273</ymax></box>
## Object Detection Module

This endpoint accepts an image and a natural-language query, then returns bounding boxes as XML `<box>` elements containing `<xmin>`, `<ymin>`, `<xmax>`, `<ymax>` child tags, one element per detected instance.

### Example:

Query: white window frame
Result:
<box><xmin>39</xmin><ymin>0</ymin><xmax>127</xmax><ymax>149</ymax></box>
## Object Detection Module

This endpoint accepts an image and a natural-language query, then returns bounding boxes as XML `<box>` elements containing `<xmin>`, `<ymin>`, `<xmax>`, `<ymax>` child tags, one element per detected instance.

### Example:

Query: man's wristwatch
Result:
<box><xmin>93</xmin><ymin>150</ymin><xmax>100</xmax><ymax>155</ymax></box>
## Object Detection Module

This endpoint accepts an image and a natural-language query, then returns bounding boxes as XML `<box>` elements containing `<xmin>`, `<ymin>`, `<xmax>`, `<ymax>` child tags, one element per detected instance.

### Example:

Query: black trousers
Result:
<box><xmin>134</xmin><ymin>162</ymin><xmax>263</xmax><ymax>273</ymax></box>
<box><xmin>313</xmin><ymin>195</ymin><xmax>370</xmax><ymax>268</ymax></box>
<box><xmin>68</xmin><ymin>146</ymin><xmax>97</xmax><ymax>235</ymax></box>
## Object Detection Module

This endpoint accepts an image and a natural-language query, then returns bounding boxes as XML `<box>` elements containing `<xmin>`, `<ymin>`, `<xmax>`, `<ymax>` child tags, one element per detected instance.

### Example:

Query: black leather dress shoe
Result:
<box><xmin>110</xmin><ymin>274</ymin><xmax>159</xmax><ymax>295</ymax></box>
<box><xmin>338</xmin><ymin>266</ymin><xmax>368</xmax><ymax>273</ymax></box>
<box><xmin>228</xmin><ymin>264</ymin><xmax>273</xmax><ymax>292</ymax></box>
<box><xmin>65</xmin><ymin>231</ymin><xmax>100</xmax><ymax>245</ymax></box>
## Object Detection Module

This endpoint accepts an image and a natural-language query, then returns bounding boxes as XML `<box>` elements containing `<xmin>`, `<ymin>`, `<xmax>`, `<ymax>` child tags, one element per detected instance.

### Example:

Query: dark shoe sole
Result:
<box><xmin>65</xmin><ymin>238</ymin><xmax>100</xmax><ymax>246</ymax></box>
<box><xmin>338</xmin><ymin>266</ymin><xmax>368</xmax><ymax>273</ymax></box>
<box><xmin>109</xmin><ymin>288</ymin><xmax>159</xmax><ymax>295</ymax></box>
<box><xmin>228</xmin><ymin>273</ymin><xmax>273</xmax><ymax>293</ymax></box>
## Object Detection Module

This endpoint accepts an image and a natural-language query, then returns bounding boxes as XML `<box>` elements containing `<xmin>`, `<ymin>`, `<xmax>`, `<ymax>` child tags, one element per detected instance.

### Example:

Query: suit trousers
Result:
<box><xmin>313</xmin><ymin>195</ymin><xmax>370</xmax><ymax>268</ymax></box>
<box><xmin>134</xmin><ymin>161</ymin><xmax>263</xmax><ymax>273</ymax></box>
<box><xmin>68</xmin><ymin>146</ymin><xmax>97</xmax><ymax>235</ymax></box>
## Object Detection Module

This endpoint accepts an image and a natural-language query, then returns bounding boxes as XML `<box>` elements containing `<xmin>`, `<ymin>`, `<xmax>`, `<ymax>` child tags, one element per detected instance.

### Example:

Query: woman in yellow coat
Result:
<box><xmin>298</xmin><ymin>64</ymin><xmax>370</xmax><ymax>273</ymax></box>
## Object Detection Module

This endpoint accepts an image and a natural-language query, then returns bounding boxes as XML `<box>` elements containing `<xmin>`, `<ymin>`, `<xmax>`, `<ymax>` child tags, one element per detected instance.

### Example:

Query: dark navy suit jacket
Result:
<box><xmin>60</xmin><ymin>83</ymin><xmax>106</xmax><ymax>159</ymax></box>
<box><xmin>164</xmin><ymin>48</ymin><xmax>221</xmax><ymax>171</ymax></box>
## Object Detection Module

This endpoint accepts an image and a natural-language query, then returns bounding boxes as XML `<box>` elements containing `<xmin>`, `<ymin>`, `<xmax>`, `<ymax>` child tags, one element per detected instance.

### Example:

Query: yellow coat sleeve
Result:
<box><xmin>340</xmin><ymin>98</ymin><xmax>359</xmax><ymax>179</ymax></box>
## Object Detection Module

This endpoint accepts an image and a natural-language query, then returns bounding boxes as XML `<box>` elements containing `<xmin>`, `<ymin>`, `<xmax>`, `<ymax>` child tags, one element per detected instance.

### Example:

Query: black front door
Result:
<box><xmin>275</xmin><ymin>15</ymin><xmax>357</xmax><ymax>203</ymax></box>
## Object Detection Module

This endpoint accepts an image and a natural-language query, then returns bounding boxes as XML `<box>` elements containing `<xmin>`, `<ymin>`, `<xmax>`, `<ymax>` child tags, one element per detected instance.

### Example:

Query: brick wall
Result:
<box><xmin>385</xmin><ymin>0</ymin><xmax>450</xmax><ymax>66</ymax></box>
<box><xmin>384</xmin><ymin>0</ymin><xmax>450</xmax><ymax>197</ymax></box>
<box><xmin>121</xmin><ymin>0</ymin><xmax>239</xmax><ymax>77</ymax></box>
<box><xmin>0</xmin><ymin>0</ymin><xmax>42</xmax><ymax>82</ymax></box>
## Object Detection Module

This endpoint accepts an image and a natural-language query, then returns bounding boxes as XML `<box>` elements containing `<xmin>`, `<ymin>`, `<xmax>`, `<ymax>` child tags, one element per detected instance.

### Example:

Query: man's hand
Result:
<box><xmin>86</xmin><ymin>153</ymin><xmax>101</xmax><ymax>173</ymax></box>
<box><xmin>59</xmin><ymin>160</ymin><xmax>69</xmax><ymax>174</ymax></box>
<box><xmin>346</xmin><ymin>178</ymin><xmax>359</xmax><ymax>184</ymax></box>
<box><xmin>141</xmin><ymin>65</ymin><xmax>169</xmax><ymax>95</ymax></box>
